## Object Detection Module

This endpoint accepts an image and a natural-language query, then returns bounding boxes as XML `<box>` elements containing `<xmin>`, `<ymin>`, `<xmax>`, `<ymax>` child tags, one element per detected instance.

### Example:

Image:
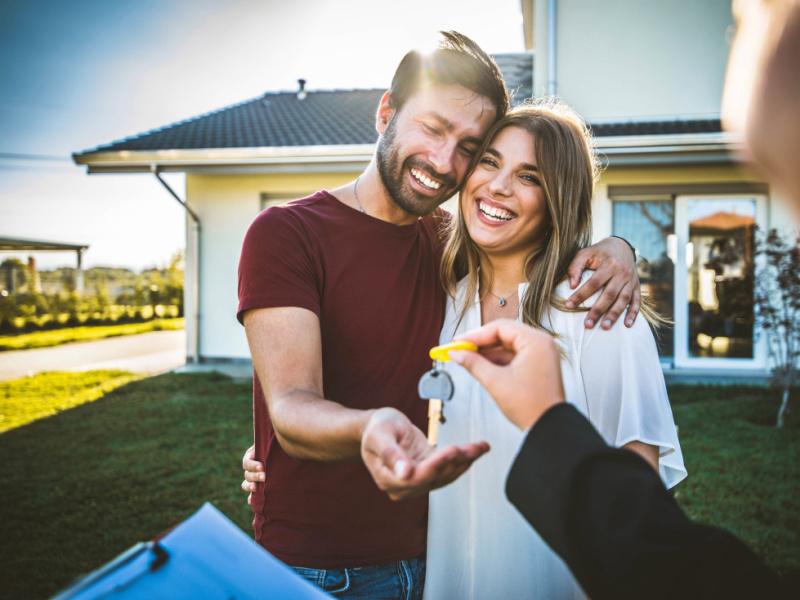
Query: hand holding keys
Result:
<box><xmin>418</xmin><ymin>341</ymin><xmax>478</xmax><ymax>445</ymax></box>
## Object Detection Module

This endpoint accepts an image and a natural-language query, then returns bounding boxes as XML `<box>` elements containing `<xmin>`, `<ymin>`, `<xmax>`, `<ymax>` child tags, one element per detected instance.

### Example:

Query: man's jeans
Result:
<box><xmin>291</xmin><ymin>557</ymin><xmax>425</xmax><ymax>599</ymax></box>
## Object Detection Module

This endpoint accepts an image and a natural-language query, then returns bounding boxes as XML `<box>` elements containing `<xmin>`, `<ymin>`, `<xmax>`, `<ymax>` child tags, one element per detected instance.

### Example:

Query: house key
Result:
<box><xmin>418</xmin><ymin>362</ymin><xmax>454</xmax><ymax>446</ymax></box>
<box><xmin>418</xmin><ymin>341</ymin><xmax>478</xmax><ymax>445</ymax></box>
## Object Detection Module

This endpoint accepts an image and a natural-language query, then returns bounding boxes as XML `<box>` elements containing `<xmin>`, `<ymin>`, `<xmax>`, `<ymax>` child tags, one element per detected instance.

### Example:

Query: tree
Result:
<box><xmin>754</xmin><ymin>228</ymin><xmax>800</xmax><ymax>427</ymax></box>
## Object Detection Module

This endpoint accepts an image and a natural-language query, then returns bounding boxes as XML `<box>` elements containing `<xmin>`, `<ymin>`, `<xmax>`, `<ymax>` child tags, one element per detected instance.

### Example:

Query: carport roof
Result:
<box><xmin>0</xmin><ymin>237</ymin><xmax>89</xmax><ymax>252</ymax></box>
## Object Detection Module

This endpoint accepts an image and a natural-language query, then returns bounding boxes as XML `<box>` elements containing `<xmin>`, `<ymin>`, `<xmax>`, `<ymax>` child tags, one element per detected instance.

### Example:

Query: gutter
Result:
<box><xmin>73</xmin><ymin>144</ymin><xmax>375</xmax><ymax>172</ymax></box>
<box><xmin>594</xmin><ymin>131</ymin><xmax>742</xmax><ymax>166</ymax></box>
<box><xmin>547</xmin><ymin>0</ymin><xmax>557</xmax><ymax>96</ymax></box>
<box><xmin>152</xmin><ymin>166</ymin><xmax>201</xmax><ymax>364</ymax></box>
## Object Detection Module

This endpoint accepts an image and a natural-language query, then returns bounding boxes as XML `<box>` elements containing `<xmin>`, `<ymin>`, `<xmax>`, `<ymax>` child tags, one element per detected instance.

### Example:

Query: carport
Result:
<box><xmin>0</xmin><ymin>237</ymin><xmax>89</xmax><ymax>294</ymax></box>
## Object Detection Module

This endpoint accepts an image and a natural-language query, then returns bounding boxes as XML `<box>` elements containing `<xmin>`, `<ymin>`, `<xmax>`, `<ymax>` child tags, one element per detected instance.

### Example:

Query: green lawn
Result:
<box><xmin>0</xmin><ymin>370</ymin><xmax>141</xmax><ymax>432</ymax></box>
<box><xmin>0</xmin><ymin>375</ymin><xmax>797</xmax><ymax>598</ymax></box>
<box><xmin>0</xmin><ymin>372</ymin><xmax>253</xmax><ymax>599</ymax></box>
<box><xmin>668</xmin><ymin>386</ymin><xmax>800</xmax><ymax>574</ymax></box>
<box><xmin>0</xmin><ymin>318</ymin><xmax>185</xmax><ymax>352</ymax></box>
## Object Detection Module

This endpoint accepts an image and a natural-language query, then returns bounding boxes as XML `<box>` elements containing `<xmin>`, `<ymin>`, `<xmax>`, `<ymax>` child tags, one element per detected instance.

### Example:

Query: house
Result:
<box><xmin>73</xmin><ymin>0</ymin><xmax>794</xmax><ymax>380</ymax></box>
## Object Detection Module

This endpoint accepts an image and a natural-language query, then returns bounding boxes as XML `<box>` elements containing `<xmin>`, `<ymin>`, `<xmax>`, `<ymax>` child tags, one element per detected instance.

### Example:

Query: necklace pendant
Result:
<box><xmin>498</xmin><ymin>297</ymin><xmax>507</xmax><ymax>307</ymax></box>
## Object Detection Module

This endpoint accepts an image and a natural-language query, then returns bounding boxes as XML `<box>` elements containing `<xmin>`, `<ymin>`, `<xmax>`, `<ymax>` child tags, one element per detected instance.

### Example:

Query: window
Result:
<box><xmin>612</xmin><ymin>192</ymin><xmax>766</xmax><ymax>369</ymax></box>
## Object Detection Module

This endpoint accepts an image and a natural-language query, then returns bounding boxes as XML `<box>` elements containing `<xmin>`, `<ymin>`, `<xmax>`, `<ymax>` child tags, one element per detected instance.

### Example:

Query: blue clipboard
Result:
<box><xmin>54</xmin><ymin>503</ymin><xmax>331</xmax><ymax>599</ymax></box>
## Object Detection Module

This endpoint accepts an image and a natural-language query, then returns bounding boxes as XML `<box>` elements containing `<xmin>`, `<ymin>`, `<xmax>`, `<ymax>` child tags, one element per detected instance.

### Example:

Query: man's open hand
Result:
<box><xmin>361</xmin><ymin>408</ymin><xmax>489</xmax><ymax>501</ymax></box>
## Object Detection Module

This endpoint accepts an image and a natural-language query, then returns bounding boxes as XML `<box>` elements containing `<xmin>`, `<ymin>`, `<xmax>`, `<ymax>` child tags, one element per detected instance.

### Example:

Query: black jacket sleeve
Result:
<box><xmin>506</xmin><ymin>403</ymin><xmax>788</xmax><ymax>600</ymax></box>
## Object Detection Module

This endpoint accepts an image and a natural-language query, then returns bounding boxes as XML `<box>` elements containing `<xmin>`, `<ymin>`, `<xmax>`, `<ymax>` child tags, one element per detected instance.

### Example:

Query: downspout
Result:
<box><xmin>152</xmin><ymin>166</ymin><xmax>201</xmax><ymax>364</ymax></box>
<box><xmin>547</xmin><ymin>0</ymin><xmax>557</xmax><ymax>96</ymax></box>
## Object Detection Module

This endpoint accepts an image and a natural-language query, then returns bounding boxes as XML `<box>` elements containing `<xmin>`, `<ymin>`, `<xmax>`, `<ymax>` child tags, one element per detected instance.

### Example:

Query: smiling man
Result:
<box><xmin>237</xmin><ymin>31</ymin><xmax>640</xmax><ymax>598</ymax></box>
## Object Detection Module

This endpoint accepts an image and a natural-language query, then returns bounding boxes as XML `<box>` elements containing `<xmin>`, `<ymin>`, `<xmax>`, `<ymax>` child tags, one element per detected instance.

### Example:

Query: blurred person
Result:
<box><xmin>722</xmin><ymin>0</ymin><xmax>800</xmax><ymax>209</ymax></box>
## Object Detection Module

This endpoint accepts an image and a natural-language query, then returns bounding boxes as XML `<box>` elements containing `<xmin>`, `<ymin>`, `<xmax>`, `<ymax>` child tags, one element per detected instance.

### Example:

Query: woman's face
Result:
<box><xmin>461</xmin><ymin>125</ymin><xmax>548</xmax><ymax>259</ymax></box>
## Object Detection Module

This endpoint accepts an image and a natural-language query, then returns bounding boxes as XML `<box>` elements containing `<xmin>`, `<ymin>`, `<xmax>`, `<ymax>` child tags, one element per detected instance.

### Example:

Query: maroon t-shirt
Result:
<box><xmin>237</xmin><ymin>190</ymin><xmax>448</xmax><ymax>568</ymax></box>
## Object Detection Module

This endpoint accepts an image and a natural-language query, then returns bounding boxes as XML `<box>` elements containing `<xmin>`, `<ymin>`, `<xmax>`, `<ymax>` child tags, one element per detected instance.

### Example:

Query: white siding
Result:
<box><xmin>185</xmin><ymin>172</ymin><xmax>355</xmax><ymax>360</ymax></box>
<box><xmin>552</xmin><ymin>0</ymin><xmax>733</xmax><ymax>121</ymax></box>
<box><xmin>187</xmin><ymin>175</ymin><xmax>261</xmax><ymax>359</ymax></box>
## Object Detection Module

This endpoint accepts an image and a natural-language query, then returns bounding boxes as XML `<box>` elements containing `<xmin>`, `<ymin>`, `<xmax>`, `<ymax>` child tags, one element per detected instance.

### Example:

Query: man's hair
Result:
<box><xmin>388</xmin><ymin>31</ymin><xmax>509</xmax><ymax>122</ymax></box>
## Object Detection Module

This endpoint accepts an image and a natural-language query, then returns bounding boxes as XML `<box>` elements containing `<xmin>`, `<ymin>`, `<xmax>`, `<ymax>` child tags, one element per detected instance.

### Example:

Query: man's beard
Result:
<box><xmin>376</xmin><ymin>119</ymin><xmax>456</xmax><ymax>217</ymax></box>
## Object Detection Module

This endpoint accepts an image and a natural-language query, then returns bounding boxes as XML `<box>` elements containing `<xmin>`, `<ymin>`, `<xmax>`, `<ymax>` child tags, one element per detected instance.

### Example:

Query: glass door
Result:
<box><xmin>674</xmin><ymin>195</ymin><xmax>766</xmax><ymax>369</ymax></box>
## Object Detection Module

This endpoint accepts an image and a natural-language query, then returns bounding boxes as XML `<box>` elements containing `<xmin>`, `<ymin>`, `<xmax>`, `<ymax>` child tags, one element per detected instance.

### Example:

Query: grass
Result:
<box><xmin>0</xmin><ymin>370</ymin><xmax>142</xmax><ymax>433</ymax></box>
<box><xmin>0</xmin><ymin>376</ymin><xmax>796</xmax><ymax>598</ymax></box>
<box><xmin>0</xmin><ymin>372</ymin><xmax>253</xmax><ymax>599</ymax></box>
<box><xmin>669</xmin><ymin>386</ymin><xmax>800</xmax><ymax>574</ymax></box>
<box><xmin>0</xmin><ymin>317</ymin><xmax>184</xmax><ymax>351</ymax></box>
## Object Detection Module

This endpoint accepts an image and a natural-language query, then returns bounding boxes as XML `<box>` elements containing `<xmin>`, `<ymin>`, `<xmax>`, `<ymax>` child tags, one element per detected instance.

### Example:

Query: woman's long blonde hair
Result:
<box><xmin>440</xmin><ymin>99</ymin><xmax>597</xmax><ymax>332</ymax></box>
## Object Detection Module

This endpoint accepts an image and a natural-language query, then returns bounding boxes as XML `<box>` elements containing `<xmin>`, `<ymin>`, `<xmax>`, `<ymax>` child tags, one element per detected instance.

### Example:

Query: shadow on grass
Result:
<box><xmin>667</xmin><ymin>384</ymin><xmax>800</xmax><ymax>578</ymax></box>
<box><xmin>0</xmin><ymin>372</ymin><xmax>253</xmax><ymax>599</ymax></box>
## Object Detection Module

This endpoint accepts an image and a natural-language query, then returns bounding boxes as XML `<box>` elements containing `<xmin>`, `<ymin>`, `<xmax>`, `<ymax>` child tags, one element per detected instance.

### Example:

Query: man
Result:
<box><xmin>238</xmin><ymin>31</ymin><xmax>640</xmax><ymax>596</ymax></box>
<box><xmin>450</xmin><ymin>319</ymin><xmax>790</xmax><ymax>599</ymax></box>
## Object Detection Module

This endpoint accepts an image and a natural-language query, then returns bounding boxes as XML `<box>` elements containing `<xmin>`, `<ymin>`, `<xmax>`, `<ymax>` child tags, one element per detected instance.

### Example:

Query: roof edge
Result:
<box><xmin>73</xmin><ymin>144</ymin><xmax>377</xmax><ymax>168</ymax></box>
<box><xmin>73</xmin><ymin>133</ymin><xmax>741</xmax><ymax>173</ymax></box>
<box><xmin>595</xmin><ymin>131</ymin><xmax>738</xmax><ymax>149</ymax></box>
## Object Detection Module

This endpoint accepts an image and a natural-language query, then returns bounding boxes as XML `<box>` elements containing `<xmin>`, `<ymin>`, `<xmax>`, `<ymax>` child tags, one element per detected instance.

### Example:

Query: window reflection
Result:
<box><xmin>612</xmin><ymin>201</ymin><xmax>674</xmax><ymax>359</ymax></box>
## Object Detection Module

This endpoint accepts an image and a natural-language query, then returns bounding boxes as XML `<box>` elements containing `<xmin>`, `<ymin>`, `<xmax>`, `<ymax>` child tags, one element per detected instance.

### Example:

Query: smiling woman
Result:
<box><xmin>441</xmin><ymin>100</ymin><xmax>596</xmax><ymax>328</ymax></box>
<box><xmin>426</xmin><ymin>100</ymin><xmax>685</xmax><ymax>599</ymax></box>
<box><xmin>463</xmin><ymin>126</ymin><xmax>548</xmax><ymax>254</ymax></box>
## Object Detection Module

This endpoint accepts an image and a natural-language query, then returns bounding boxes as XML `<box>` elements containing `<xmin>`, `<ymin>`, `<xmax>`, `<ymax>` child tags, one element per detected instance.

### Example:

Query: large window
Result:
<box><xmin>612</xmin><ymin>193</ymin><xmax>766</xmax><ymax>370</ymax></box>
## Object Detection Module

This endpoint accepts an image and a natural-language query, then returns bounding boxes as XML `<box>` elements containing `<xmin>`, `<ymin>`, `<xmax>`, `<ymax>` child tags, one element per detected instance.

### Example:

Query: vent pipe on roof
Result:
<box><xmin>297</xmin><ymin>79</ymin><xmax>307</xmax><ymax>100</ymax></box>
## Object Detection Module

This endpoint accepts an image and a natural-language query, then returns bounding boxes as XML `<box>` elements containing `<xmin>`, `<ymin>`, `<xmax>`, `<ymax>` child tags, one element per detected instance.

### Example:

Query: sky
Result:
<box><xmin>0</xmin><ymin>0</ymin><xmax>525</xmax><ymax>271</ymax></box>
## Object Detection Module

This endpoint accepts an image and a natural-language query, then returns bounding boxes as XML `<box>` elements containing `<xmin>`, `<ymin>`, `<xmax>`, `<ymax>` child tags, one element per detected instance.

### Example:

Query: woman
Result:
<box><xmin>423</xmin><ymin>100</ymin><xmax>686</xmax><ymax>599</ymax></box>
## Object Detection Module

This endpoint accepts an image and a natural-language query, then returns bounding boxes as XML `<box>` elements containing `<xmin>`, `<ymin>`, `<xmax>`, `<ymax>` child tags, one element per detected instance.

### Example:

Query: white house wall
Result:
<box><xmin>185</xmin><ymin>172</ymin><xmax>356</xmax><ymax>360</ymax></box>
<box><xmin>547</xmin><ymin>0</ymin><xmax>733</xmax><ymax>121</ymax></box>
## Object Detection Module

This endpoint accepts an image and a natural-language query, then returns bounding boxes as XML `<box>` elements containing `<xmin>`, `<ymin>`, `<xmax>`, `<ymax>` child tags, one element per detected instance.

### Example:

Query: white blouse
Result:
<box><xmin>424</xmin><ymin>275</ymin><xmax>687</xmax><ymax>600</ymax></box>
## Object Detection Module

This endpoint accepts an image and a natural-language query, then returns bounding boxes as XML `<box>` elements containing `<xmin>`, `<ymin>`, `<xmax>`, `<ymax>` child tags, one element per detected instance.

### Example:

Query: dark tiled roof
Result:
<box><xmin>494</xmin><ymin>52</ymin><xmax>534</xmax><ymax>105</ymax></box>
<box><xmin>591</xmin><ymin>119</ymin><xmax>721</xmax><ymax>137</ymax></box>
<box><xmin>75</xmin><ymin>51</ymin><xmax>720</xmax><ymax>157</ymax></box>
<box><xmin>77</xmin><ymin>54</ymin><xmax>536</xmax><ymax>156</ymax></box>
<box><xmin>84</xmin><ymin>89</ymin><xmax>384</xmax><ymax>153</ymax></box>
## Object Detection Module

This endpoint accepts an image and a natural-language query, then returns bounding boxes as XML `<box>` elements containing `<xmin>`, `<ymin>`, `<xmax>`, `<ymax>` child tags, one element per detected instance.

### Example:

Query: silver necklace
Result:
<box><xmin>486</xmin><ymin>287</ymin><xmax>517</xmax><ymax>308</ymax></box>
<box><xmin>353</xmin><ymin>176</ymin><xmax>366</xmax><ymax>214</ymax></box>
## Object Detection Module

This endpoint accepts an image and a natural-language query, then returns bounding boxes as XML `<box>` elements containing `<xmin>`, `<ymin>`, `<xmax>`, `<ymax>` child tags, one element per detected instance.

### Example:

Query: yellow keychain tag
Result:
<box><xmin>429</xmin><ymin>340</ymin><xmax>478</xmax><ymax>363</ymax></box>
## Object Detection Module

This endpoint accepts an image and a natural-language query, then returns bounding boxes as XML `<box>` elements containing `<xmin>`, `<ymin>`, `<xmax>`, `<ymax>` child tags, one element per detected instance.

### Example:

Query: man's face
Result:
<box><xmin>376</xmin><ymin>84</ymin><xmax>497</xmax><ymax>217</ymax></box>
